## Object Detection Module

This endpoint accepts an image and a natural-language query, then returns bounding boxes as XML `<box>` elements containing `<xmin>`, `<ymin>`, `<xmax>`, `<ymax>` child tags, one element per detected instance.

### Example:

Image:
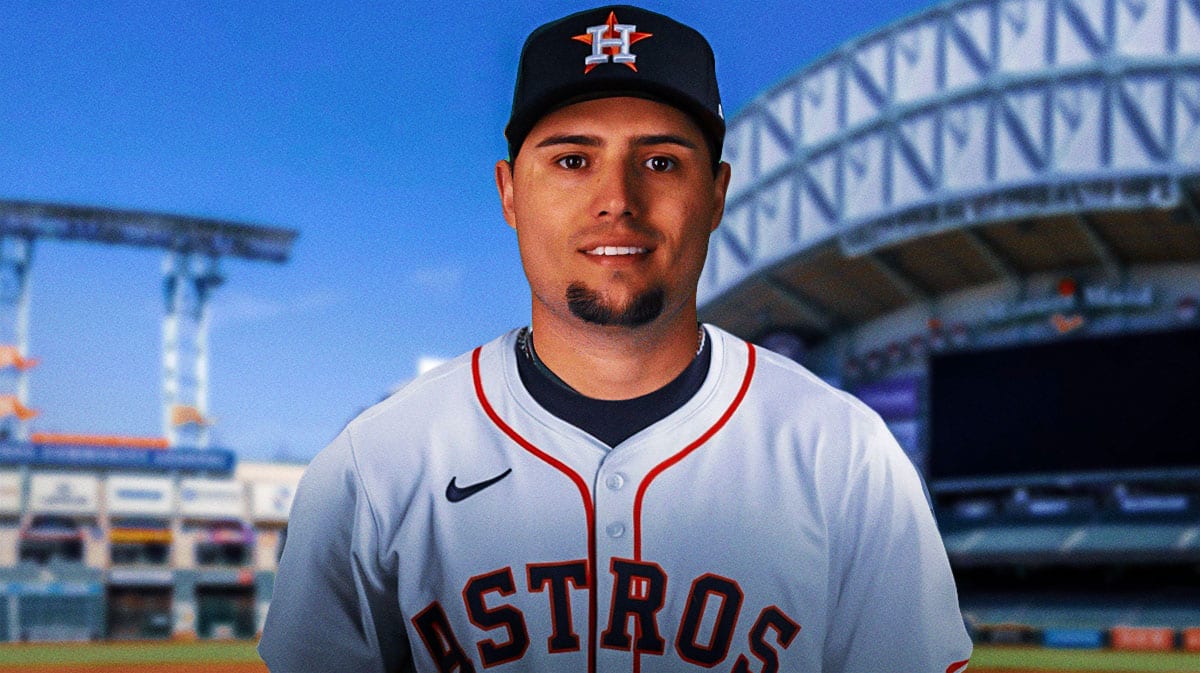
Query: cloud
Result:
<box><xmin>210</xmin><ymin>288</ymin><xmax>344</xmax><ymax>329</ymax></box>
<box><xmin>404</xmin><ymin>265</ymin><xmax>464</xmax><ymax>297</ymax></box>
<box><xmin>416</xmin><ymin>355</ymin><xmax>449</xmax><ymax>375</ymax></box>
<box><xmin>388</xmin><ymin>354</ymin><xmax>450</xmax><ymax>395</ymax></box>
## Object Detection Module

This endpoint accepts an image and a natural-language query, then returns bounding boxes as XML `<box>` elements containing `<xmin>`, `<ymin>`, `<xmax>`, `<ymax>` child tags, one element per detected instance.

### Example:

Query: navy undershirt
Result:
<box><xmin>515</xmin><ymin>327</ymin><xmax>713</xmax><ymax>448</ymax></box>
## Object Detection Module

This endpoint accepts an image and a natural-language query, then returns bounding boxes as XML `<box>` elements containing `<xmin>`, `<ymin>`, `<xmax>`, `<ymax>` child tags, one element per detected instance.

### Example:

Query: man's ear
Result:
<box><xmin>495</xmin><ymin>159</ymin><xmax>517</xmax><ymax>230</ymax></box>
<box><xmin>710</xmin><ymin>160</ymin><xmax>732</xmax><ymax>232</ymax></box>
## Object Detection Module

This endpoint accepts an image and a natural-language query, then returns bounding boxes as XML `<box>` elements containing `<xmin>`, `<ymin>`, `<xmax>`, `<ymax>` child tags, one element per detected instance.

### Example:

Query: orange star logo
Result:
<box><xmin>572</xmin><ymin>11</ymin><xmax>652</xmax><ymax>73</ymax></box>
<box><xmin>1051</xmin><ymin>313</ymin><xmax>1085</xmax><ymax>334</ymax></box>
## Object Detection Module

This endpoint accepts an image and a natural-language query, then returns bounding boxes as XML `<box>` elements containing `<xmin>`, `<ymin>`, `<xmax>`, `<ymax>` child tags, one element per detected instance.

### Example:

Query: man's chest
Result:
<box><xmin>390</xmin><ymin>429</ymin><xmax>833</xmax><ymax>672</ymax></box>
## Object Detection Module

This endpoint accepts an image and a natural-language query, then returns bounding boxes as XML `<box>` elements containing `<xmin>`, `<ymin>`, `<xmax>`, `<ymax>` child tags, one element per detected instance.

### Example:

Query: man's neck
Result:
<box><xmin>528</xmin><ymin>305</ymin><xmax>702</xmax><ymax>401</ymax></box>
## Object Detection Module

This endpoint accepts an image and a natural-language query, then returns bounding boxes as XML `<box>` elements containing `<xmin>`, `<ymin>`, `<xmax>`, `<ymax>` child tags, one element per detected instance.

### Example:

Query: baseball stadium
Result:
<box><xmin>701</xmin><ymin>0</ymin><xmax>1200</xmax><ymax>668</ymax></box>
<box><xmin>1</xmin><ymin>0</ymin><xmax>1198</xmax><ymax>671</ymax></box>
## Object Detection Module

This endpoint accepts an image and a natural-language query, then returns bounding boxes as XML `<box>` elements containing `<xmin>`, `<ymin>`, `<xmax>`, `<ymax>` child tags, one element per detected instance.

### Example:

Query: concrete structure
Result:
<box><xmin>0</xmin><ymin>449</ymin><xmax>302</xmax><ymax>641</ymax></box>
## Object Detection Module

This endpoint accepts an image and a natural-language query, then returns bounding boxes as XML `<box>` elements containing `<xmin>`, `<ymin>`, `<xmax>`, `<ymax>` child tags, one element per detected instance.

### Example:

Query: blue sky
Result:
<box><xmin>1</xmin><ymin>1</ymin><xmax>933</xmax><ymax>462</ymax></box>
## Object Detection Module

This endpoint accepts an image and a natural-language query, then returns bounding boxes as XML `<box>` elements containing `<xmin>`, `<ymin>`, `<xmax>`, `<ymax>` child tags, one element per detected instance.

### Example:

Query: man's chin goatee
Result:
<box><xmin>565</xmin><ymin>283</ymin><xmax>665</xmax><ymax>327</ymax></box>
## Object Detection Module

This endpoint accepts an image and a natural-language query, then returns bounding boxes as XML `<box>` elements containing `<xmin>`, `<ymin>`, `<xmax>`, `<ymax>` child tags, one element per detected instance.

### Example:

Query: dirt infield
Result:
<box><xmin>972</xmin><ymin>670</ymin><xmax>1163</xmax><ymax>673</ymax></box>
<box><xmin>971</xmin><ymin>670</ymin><xmax>1188</xmax><ymax>673</ymax></box>
<box><xmin>1</xmin><ymin>642</ymin><xmax>1197</xmax><ymax>672</ymax></box>
<box><xmin>0</xmin><ymin>664</ymin><xmax>266</xmax><ymax>673</ymax></box>
<box><xmin>0</xmin><ymin>663</ymin><xmax>1180</xmax><ymax>673</ymax></box>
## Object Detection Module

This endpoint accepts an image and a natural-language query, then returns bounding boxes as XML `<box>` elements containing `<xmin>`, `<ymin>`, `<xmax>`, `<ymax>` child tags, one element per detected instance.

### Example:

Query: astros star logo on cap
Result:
<box><xmin>571</xmin><ymin>10</ymin><xmax>652</xmax><ymax>73</ymax></box>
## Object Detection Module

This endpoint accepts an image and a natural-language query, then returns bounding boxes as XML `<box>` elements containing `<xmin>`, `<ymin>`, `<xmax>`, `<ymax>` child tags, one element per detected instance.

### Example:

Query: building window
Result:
<box><xmin>107</xmin><ymin>586</ymin><xmax>173</xmax><ymax>640</ymax></box>
<box><xmin>109</xmin><ymin>518</ymin><xmax>172</xmax><ymax>566</ymax></box>
<box><xmin>19</xmin><ymin>515</ymin><xmax>85</xmax><ymax>564</ymax></box>
<box><xmin>194</xmin><ymin>520</ymin><xmax>253</xmax><ymax>567</ymax></box>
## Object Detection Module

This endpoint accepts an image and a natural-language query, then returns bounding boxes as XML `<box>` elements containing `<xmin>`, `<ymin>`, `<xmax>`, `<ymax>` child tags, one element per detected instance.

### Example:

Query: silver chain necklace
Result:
<box><xmin>520</xmin><ymin>325</ymin><xmax>705</xmax><ymax>362</ymax></box>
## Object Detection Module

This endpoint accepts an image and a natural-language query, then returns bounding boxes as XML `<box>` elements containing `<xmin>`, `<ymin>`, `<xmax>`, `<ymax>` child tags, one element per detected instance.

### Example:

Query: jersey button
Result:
<box><xmin>605</xmin><ymin>474</ymin><xmax>625</xmax><ymax>490</ymax></box>
<box><xmin>606</xmin><ymin>522</ymin><xmax>626</xmax><ymax>538</ymax></box>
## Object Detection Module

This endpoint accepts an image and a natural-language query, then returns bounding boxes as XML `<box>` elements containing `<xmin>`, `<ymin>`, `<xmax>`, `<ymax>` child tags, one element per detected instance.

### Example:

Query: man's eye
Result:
<box><xmin>645</xmin><ymin>156</ymin><xmax>675</xmax><ymax>172</ymax></box>
<box><xmin>557</xmin><ymin>155</ymin><xmax>586</xmax><ymax>170</ymax></box>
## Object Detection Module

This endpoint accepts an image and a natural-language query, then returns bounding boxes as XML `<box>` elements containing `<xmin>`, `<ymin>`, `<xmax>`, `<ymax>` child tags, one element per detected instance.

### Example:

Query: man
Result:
<box><xmin>259</xmin><ymin>6</ymin><xmax>972</xmax><ymax>672</ymax></box>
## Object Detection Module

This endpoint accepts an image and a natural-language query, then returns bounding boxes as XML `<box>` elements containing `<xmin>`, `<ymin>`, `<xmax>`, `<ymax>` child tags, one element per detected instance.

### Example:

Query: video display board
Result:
<box><xmin>929</xmin><ymin>327</ymin><xmax>1200</xmax><ymax>482</ymax></box>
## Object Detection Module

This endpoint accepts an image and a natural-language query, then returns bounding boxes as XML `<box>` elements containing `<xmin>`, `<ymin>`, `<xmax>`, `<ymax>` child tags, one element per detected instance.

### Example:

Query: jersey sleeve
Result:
<box><xmin>258</xmin><ymin>429</ymin><xmax>412</xmax><ymax>673</ymax></box>
<box><xmin>822</xmin><ymin>411</ymin><xmax>972</xmax><ymax>673</ymax></box>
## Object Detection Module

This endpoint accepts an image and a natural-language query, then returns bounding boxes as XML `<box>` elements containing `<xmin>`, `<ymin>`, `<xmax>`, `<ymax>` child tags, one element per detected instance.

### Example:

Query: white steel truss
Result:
<box><xmin>0</xmin><ymin>236</ymin><xmax>34</xmax><ymax>440</ymax></box>
<box><xmin>162</xmin><ymin>253</ymin><xmax>223</xmax><ymax>449</ymax></box>
<box><xmin>0</xmin><ymin>201</ymin><xmax>294</xmax><ymax>450</ymax></box>
<box><xmin>701</xmin><ymin>0</ymin><xmax>1200</xmax><ymax>305</ymax></box>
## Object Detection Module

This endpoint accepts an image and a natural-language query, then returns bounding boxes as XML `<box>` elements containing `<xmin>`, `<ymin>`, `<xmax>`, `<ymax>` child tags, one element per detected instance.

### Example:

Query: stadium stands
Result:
<box><xmin>0</xmin><ymin>445</ymin><xmax>302</xmax><ymax>641</ymax></box>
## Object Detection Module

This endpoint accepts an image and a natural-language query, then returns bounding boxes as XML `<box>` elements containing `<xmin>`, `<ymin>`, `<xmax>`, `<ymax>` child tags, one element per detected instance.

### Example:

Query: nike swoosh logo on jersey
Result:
<box><xmin>446</xmin><ymin>468</ymin><xmax>512</xmax><ymax>503</ymax></box>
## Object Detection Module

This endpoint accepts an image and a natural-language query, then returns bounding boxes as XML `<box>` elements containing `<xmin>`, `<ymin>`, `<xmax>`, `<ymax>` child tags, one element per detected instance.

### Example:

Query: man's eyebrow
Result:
<box><xmin>532</xmin><ymin>133</ymin><xmax>700</xmax><ymax>150</ymax></box>
<box><xmin>634</xmin><ymin>134</ymin><xmax>699</xmax><ymax>150</ymax></box>
<box><xmin>534</xmin><ymin>134</ymin><xmax>600</xmax><ymax>148</ymax></box>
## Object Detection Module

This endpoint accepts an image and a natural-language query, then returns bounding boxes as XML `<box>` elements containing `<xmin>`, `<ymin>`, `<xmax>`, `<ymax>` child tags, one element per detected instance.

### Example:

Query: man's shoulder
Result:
<box><xmin>711</xmin><ymin>327</ymin><xmax>911</xmax><ymax>485</ymax></box>
<box><xmin>707</xmin><ymin>325</ymin><xmax>876</xmax><ymax>424</ymax></box>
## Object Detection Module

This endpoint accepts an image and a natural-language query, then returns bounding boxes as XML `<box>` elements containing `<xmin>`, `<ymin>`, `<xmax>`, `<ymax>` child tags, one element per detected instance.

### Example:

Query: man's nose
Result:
<box><xmin>592</xmin><ymin>159</ymin><xmax>640</xmax><ymax>220</ymax></box>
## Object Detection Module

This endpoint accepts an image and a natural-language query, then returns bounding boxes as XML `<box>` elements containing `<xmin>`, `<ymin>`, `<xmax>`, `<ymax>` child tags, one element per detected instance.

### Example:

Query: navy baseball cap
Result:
<box><xmin>505</xmin><ymin>5</ymin><xmax>724</xmax><ymax>167</ymax></box>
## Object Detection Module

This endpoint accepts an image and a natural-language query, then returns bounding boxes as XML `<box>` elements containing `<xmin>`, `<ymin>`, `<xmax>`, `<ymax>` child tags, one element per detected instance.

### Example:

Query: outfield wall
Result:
<box><xmin>0</xmin><ymin>453</ymin><xmax>302</xmax><ymax>641</ymax></box>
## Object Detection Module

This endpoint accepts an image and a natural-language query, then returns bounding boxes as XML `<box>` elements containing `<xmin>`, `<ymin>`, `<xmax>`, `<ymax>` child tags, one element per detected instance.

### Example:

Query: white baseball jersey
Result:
<box><xmin>259</xmin><ymin>325</ymin><xmax>972</xmax><ymax>672</ymax></box>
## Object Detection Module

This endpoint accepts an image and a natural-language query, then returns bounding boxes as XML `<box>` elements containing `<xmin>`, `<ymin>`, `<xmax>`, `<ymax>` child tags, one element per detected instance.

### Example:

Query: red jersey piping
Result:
<box><xmin>473</xmin><ymin>346</ymin><xmax>598</xmax><ymax>673</ymax></box>
<box><xmin>633</xmin><ymin>342</ymin><xmax>757</xmax><ymax>560</ymax></box>
<box><xmin>630</xmin><ymin>342</ymin><xmax>756</xmax><ymax>673</ymax></box>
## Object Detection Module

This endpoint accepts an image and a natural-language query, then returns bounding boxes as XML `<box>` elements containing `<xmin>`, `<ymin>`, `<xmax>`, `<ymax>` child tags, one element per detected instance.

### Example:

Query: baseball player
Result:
<box><xmin>259</xmin><ymin>6</ymin><xmax>972</xmax><ymax>672</ymax></box>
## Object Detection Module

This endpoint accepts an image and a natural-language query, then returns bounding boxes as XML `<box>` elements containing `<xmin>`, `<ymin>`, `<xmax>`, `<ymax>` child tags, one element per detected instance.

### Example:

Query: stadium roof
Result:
<box><xmin>0</xmin><ymin>199</ymin><xmax>297</xmax><ymax>263</ymax></box>
<box><xmin>698</xmin><ymin>0</ymin><xmax>1200</xmax><ymax>342</ymax></box>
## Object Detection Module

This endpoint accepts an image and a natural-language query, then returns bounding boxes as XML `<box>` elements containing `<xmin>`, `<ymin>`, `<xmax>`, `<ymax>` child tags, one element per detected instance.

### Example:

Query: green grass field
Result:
<box><xmin>0</xmin><ymin>640</ymin><xmax>262</xmax><ymax>667</ymax></box>
<box><xmin>0</xmin><ymin>641</ymin><xmax>1197</xmax><ymax>671</ymax></box>
<box><xmin>971</xmin><ymin>645</ymin><xmax>1200</xmax><ymax>672</ymax></box>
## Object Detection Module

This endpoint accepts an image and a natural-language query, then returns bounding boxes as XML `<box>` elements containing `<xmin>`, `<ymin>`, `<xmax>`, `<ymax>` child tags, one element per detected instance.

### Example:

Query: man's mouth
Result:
<box><xmin>582</xmin><ymin>246</ymin><xmax>650</xmax><ymax>256</ymax></box>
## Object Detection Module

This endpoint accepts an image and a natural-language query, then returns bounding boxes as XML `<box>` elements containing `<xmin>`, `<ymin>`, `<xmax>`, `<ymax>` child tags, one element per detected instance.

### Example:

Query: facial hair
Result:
<box><xmin>566</xmin><ymin>282</ymin><xmax>665</xmax><ymax>327</ymax></box>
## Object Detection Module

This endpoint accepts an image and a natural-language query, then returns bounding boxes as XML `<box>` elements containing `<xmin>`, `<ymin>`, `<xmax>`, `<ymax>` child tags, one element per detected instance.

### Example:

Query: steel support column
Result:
<box><xmin>0</xmin><ymin>236</ymin><xmax>34</xmax><ymax>441</ymax></box>
<box><xmin>162</xmin><ymin>252</ymin><xmax>223</xmax><ymax>449</ymax></box>
<box><xmin>762</xmin><ymin>277</ymin><xmax>838</xmax><ymax>334</ymax></box>
<box><xmin>1074</xmin><ymin>214</ymin><xmax>1122</xmax><ymax>274</ymax></box>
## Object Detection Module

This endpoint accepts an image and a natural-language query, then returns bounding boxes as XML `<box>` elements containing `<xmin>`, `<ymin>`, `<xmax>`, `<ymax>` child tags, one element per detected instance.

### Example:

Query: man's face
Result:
<box><xmin>496</xmin><ymin>96</ymin><xmax>731</xmax><ymax>330</ymax></box>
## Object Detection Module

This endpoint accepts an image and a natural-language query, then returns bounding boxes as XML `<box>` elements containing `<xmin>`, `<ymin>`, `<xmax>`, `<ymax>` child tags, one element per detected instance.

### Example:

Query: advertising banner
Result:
<box><xmin>1043</xmin><ymin>628</ymin><xmax>1103</xmax><ymax>649</ymax></box>
<box><xmin>852</xmin><ymin>376</ymin><xmax>926</xmax><ymax>473</ymax></box>
<box><xmin>107</xmin><ymin>476</ymin><xmax>174</xmax><ymax>517</ymax></box>
<box><xmin>885</xmin><ymin>418</ymin><xmax>926</xmax><ymax>475</ymax></box>
<box><xmin>110</xmin><ymin>528</ymin><xmax>172</xmax><ymax>544</ymax></box>
<box><xmin>1185</xmin><ymin>628</ymin><xmax>1200</xmax><ymax>652</ymax></box>
<box><xmin>1110</xmin><ymin>626</ymin><xmax>1173</xmax><ymax>651</ymax></box>
<box><xmin>852</xmin><ymin>375</ymin><xmax>920</xmax><ymax>421</ymax></box>
<box><xmin>108</xmin><ymin>569</ymin><xmax>174</xmax><ymax>586</ymax></box>
<box><xmin>0</xmin><ymin>581</ymin><xmax>103</xmax><ymax>596</ymax></box>
<box><xmin>0</xmin><ymin>441</ymin><xmax>235</xmax><ymax>473</ymax></box>
<box><xmin>196</xmin><ymin>568</ymin><xmax>255</xmax><ymax>587</ymax></box>
<box><xmin>178</xmin><ymin>479</ymin><xmax>245</xmax><ymax>519</ymax></box>
<box><xmin>251</xmin><ymin>482</ymin><xmax>297</xmax><ymax>522</ymax></box>
<box><xmin>29</xmin><ymin>473</ymin><xmax>99</xmax><ymax>515</ymax></box>
<box><xmin>0</xmin><ymin>471</ymin><xmax>21</xmax><ymax>514</ymax></box>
